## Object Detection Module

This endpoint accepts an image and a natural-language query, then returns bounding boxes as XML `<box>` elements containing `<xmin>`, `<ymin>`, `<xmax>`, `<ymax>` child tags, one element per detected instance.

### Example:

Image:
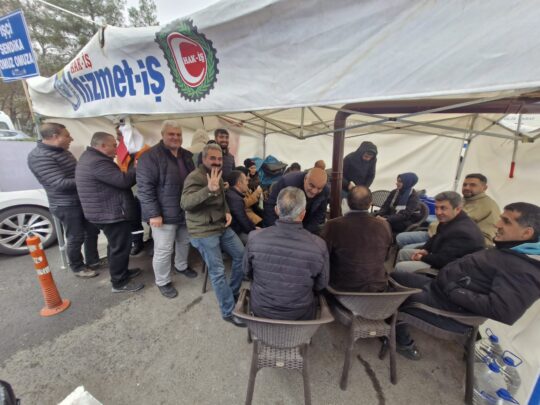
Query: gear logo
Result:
<box><xmin>155</xmin><ymin>20</ymin><xmax>219</xmax><ymax>102</ymax></box>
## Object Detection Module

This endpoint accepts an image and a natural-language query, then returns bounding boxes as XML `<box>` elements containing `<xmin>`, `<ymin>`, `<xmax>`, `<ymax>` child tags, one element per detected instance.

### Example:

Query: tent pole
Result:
<box><xmin>330</xmin><ymin>108</ymin><xmax>350</xmax><ymax>218</ymax></box>
<box><xmin>263</xmin><ymin>121</ymin><xmax>267</xmax><ymax>158</ymax></box>
<box><xmin>509</xmin><ymin>113</ymin><xmax>523</xmax><ymax>178</ymax></box>
<box><xmin>453</xmin><ymin>115</ymin><xmax>478</xmax><ymax>191</ymax></box>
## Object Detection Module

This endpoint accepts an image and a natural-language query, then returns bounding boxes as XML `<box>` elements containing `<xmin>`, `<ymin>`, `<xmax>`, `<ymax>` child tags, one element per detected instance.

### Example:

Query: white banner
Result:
<box><xmin>27</xmin><ymin>0</ymin><xmax>540</xmax><ymax>118</ymax></box>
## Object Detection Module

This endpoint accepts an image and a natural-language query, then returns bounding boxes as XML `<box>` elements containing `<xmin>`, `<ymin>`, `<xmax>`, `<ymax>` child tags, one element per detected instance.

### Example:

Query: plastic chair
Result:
<box><xmin>397</xmin><ymin>302</ymin><xmax>487</xmax><ymax>405</ymax></box>
<box><xmin>391</xmin><ymin>201</ymin><xmax>430</xmax><ymax>266</ymax></box>
<box><xmin>370</xmin><ymin>190</ymin><xmax>391</xmax><ymax>213</ymax></box>
<box><xmin>233</xmin><ymin>289</ymin><xmax>334</xmax><ymax>405</ymax></box>
<box><xmin>326</xmin><ymin>278</ymin><xmax>422</xmax><ymax>389</ymax></box>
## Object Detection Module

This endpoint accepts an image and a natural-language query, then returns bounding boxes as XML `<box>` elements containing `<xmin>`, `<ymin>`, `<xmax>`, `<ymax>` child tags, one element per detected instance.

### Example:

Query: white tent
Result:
<box><xmin>25</xmin><ymin>0</ymin><xmax>540</xmax><ymax>402</ymax></box>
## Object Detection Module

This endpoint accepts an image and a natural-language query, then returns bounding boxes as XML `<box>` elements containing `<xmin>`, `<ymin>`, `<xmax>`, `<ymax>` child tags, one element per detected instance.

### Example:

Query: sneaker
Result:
<box><xmin>158</xmin><ymin>283</ymin><xmax>178</xmax><ymax>299</ymax></box>
<box><xmin>127</xmin><ymin>268</ymin><xmax>142</xmax><ymax>279</ymax></box>
<box><xmin>174</xmin><ymin>267</ymin><xmax>198</xmax><ymax>278</ymax></box>
<box><xmin>74</xmin><ymin>268</ymin><xmax>98</xmax><ymax>278</ymax></box>
<box><xmin>223</xmin><ymin>315</ymin><xmax>247</xmax><ymax>328</ymax></box>
<box><xmin>112</xmin><ymin>281</ymin><xmax>144</xmax><ymax>293</ymax></box>
<box><xmin>396</xmin><ymin>343</ymin><xmax>422</xmax><ymax>361</ymax></box>
<box><xmin>87</xmin><ymin>258</ymin><xmax>108</xmax><ymax>270</ymax></box>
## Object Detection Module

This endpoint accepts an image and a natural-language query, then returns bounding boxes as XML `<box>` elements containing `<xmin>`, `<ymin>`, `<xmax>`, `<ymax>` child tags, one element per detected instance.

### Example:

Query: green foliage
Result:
<box><xmin>128</xmin><ymin>0</ymin><xmax>158</xmax><ymax>27</ymax></box>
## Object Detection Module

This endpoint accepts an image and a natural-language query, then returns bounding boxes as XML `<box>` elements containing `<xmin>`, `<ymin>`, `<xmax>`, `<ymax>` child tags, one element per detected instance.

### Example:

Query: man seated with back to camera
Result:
<box><xmin>244</xmin><ymin>186</ymin><xmax>329</xmax><ymax>320</ymax></box>
<box><xmin>389</xmin><ymin>202</ymin><xmax>540</xmax><ymax>360</ymax></box>
<box><xmin>321</xmin><ymin>186</ymin><xmax>393</xmax><ymax>292</ymax></box>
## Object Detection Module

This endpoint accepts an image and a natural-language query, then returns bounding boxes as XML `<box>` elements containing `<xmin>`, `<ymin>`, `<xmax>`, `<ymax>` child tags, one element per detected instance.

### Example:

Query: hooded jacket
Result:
<box><xmin>342</xmin><ymin>141</ymin><xmax>378</xmax><ymax>190</ymax></box>
<box><xmin>378</xmin><ymin>172</ymin><xmax>422</xmax><ymax>232</ymax></box>
<box><xmin>433</xmin><ymin>239</ymin><xmax>540</xmax><ymax>325</ymax></box>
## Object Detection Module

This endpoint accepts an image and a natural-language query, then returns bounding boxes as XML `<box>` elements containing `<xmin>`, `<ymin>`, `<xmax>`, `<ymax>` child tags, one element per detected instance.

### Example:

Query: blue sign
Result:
<box><xmin>0</xmin><ymin>10</ymin><xmax>39</xmax><ymax>82</ymax></box>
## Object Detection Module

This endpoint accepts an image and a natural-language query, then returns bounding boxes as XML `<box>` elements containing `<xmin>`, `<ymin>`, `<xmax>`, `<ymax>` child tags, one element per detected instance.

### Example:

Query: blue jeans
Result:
<box><xmin>190</xmin><ymin>227</ymin><xmax>244</xmax><ymax>318</ymax></box>
<box><xmin>395</xmin><ymin>231</ymin><xmax>429</xmax><ymax>249</ymax></box>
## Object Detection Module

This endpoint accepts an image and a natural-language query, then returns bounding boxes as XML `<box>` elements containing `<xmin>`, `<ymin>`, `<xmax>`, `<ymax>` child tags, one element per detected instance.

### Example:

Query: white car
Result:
<box><xmin>0</xmin><ymin>189</ymin><xmax>57</xmax><ymax>255</ymax></box>
<box><xmin>0</xmin><ymin>129</ymin><xmax>34</xmax><ymax>141</ymax></box>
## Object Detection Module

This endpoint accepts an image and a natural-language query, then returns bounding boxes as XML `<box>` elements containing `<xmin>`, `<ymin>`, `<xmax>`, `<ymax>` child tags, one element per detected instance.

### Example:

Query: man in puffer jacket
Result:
<box><xmin>76</xmin><ymin>132</ymin><xmax>144</xmax><ymax>293</ymax></box>
<box><xmin>391</xmin><ymin>202</ymin><xmax>540</xmax><ymax>360</ymax></box>
<box><xmin>244</xmin><ymin>186</ymin><xmax>329</xmax><ymax>320</ymax></box>
<box><xmin>28</xmin><ymin>123</ymin><xmax>100</xmax><ymax>278</ymax></box>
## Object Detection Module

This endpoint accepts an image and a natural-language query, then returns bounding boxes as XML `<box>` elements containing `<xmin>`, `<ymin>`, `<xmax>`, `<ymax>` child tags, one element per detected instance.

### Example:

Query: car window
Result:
<box><xmin>0</xmin><ymin>123</ymin><xmax>9</xmax><ymax>130</ymax></box>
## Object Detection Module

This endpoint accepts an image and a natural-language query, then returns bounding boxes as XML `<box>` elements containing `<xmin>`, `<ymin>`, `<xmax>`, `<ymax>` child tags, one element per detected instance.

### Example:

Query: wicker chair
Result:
<box><xmin>397</xmin><ymin>302</ymin><xmax>487</xmax><ymax>405</ymax></box>
<box><xmin>233</xmin><ymin>289</ymin><xmax>334</xmax><ymax>405</ymax></box>
<box><xmin>370</xmin><ymin>190</ymin><xmax>391</xmax><ymax>213</ymax></box>
<box><xmin>326</xmin><ymin>278</ymin><xmax>422</xmax><ymax>389</ymax></box>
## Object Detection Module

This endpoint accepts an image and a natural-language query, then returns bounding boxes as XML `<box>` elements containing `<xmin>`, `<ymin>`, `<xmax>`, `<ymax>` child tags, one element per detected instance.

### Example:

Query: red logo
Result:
<box><xmin>167</xmin><ymin>32</ymin><xmax>207</xmax><ymax>88</ymax></box>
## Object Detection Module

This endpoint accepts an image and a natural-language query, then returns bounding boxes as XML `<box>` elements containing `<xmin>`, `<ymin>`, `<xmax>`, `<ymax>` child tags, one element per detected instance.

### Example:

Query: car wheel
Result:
<box><xmin>0</xmin><ymin>206</ymin><xmax>57</xmax><ymax>255</ymax></box>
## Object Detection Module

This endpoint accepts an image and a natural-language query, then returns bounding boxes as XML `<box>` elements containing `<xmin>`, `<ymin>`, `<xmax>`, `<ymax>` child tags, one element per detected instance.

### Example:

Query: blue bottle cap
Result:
<box><xmin>488</xmin><ymin>362</ymin><xmax>501</xmax><ymax>373</ymax></box>
<box><xmin>503</xmin><ymin>356</ymin><xmax>515</xmax><ymax>367</ymax></box>
<box><xmin>496</xmin><ymin>389</ymin><xmax>518</xmax><ymax>403</ymax></box>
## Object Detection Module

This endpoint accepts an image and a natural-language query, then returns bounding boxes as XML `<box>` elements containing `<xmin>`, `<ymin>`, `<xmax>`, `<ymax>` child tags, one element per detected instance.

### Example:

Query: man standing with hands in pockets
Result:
<box><xmin>181</xmin><ymin>143</ymin><xmax>245</xmax><ymax>327</ymax></box>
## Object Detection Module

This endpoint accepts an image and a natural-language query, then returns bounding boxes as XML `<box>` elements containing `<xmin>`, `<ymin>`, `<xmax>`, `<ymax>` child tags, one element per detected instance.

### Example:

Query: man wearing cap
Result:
<box><xmin>264</xmin><ymin>167</ymin><xmax>329</xmax><ymax>233</ymax></box>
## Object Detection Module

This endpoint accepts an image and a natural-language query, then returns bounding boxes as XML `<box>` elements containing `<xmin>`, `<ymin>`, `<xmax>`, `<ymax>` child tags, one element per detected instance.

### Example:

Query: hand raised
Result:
<box><xmin>206</xmin><ymin>167</ymin><xmax>222</xmax><ymax>192</ymax></box>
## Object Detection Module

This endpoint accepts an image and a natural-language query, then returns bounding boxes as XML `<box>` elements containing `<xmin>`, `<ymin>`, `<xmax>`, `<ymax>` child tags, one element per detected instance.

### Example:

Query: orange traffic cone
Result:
<box><xmin>26</xmin><ymin>235</ymin><xmax>70</xmax><ymax>317</ymax></box>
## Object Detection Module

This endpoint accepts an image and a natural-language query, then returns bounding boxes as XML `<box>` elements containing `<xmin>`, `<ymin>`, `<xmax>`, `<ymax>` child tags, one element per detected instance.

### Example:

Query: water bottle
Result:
<box><xmin>500</xmin><ymin>351</ymin><xmax>522</xmax><ymax>396</ymax></box>
<box><xmin>475</xmin><ymin>328</ymin><xmax>503</xmax><ymax>364</ymax></box>
<box><xmin>474</xmin><ymin>388</ymin><xmax>520</xmax><ymax>404</ymax></box>
<box><xmin>473</xmin><ymin>361</ymin><xmax>507</xmax><ymax>404</ymax></box>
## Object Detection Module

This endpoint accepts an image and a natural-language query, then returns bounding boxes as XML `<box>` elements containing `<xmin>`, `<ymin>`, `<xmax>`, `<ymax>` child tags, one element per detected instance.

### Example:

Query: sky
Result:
<box><xmin>125</xmin><ymin>0</ymin><xmax>221</xmax><ymax>25</ymax></box>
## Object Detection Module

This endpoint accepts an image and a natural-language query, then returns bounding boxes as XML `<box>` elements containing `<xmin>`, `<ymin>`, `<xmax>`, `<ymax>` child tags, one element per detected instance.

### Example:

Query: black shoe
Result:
<box><xmin>87</xmin><ymin>258</ymin><xmax>107</xmax><ymax>270</ymax></box>
<box><xmin>223</xmin><ymin>315</ymin><xmax>247</xmax><ymax>328</ymax></box>
<box><xmin>396</xmin><ymin>343</ymin><xmax>422</xmax><ymax>361</ymax></box>
<box><xmin>127</xmin><ymin>268</ymin><xmax>142</xmax><ymax>279</ymax></box>
<box><xmin>174</xmin><ymin>267</ymin><xmax>198</xmax><ymax>278</ymax></box>
<box><xmin>130</xmin><ymin>242</ymin><xmax>144</xmax><ymax>256</ymax></box>
<box><xmin>158</xmin><ymin>283</ymin><xmax>178</xmax><ymax>299</ymax></box>
<box><xmin>112</xmin><ymin>281</ymin><xmax>144</xmax><ymax>293</ymax></box>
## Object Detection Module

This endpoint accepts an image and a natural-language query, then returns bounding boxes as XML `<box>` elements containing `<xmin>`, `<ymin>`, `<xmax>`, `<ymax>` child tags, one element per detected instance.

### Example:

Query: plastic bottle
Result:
<box><xmin>475</xmin><ymin>328</ymin><xmax>503</xmax><ymax>364</ymax></box>
<box><xmin>500</xmin><ymin>351</ymin><xmax>522</xmax><ymax>396</ymax></box>
<box><xmin>473</xmin><ymin>361</ymin><xmax>507</xmax><ymax>405</ymax></box>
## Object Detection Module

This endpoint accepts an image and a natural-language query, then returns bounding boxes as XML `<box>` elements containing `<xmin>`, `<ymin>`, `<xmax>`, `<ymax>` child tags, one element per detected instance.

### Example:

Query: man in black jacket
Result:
<box><xmin>28</xmin><ymin>123</ymin><xmax>100</xmax><ymax>278</ymax></box>
<box><xmin>214</xmin><ymin>128</ymin><xmax>235</xmax><ymax>182</ymax></box>
<box><xmin>391</xmin><ymin>202</ymin><xmax>540</xmax><ymax>360</ymax></box>
<box><xmin>226</xmin><ymin>170</ymin><xmax>260</xmax><ymax>244</ymax></box>
<box><xmin>395</xmin><ymin>191</ymin><xmax>484</xmax><ymax>272</ymax></box>
<box><xmin>136</xmin><ymin>121</ymin><xmax>196</xmax><ymax>299</ymax></box>
<box><xmin>76</xmin><ymin>132</ymin><xmax>144</xmax><ymax>293</ymax></box>
<box><xmin>244</xmin><ymin>186</ymin><xmax>329</xmax><ymax>320</ymax></box>
<box><xmin>342</xmin><ymin>141</ymin><xmax>378</xmax><ymax>191</ymax></box>
<box><xmin>263</xmin><ymin>168</ymin><xmax>329</xmax><ymax>233</ymax></box>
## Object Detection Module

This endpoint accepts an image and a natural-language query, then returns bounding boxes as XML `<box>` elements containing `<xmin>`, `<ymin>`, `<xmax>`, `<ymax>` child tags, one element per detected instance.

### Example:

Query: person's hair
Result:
<box><xmin>276</xmin><ymin>186</ymin><xmax>306</xmax><ymax>221</ymax></box>
<box><xmin>289</xmin><ymin>162</ymin><xmax>301</xmax><ymax>171</ymax></box>
<box><xmin>214</xmin><ymin>128</ymin><xmax>229</xmax><ymax>137</ymax></box>
<box><xmin>229</xmin><ymin>170</ymin><xmax>245</xmax><ymax>187</ymax></box>
<box><xmin>160</xmin><ymin>120</ymin><xmax>181</xmax><ymax>134</ymax></box>
<box><xmin>504</xmin><ymin>202</ymin><xmax>540</xmax><ymax>239</ymax></box>
<box><xmin>202</xmin><ymin>143</ymin><xmax>223</xmax><ymax>158</ymax></box>
<box><xmin>434</xmin><ymin>191</ymin><xmax>463</xmax><ymax>209</ymax></box>
<box><xmin>91</xmin><ymin>132</ymin><xmax>114</xmax><ymax>147</ymax></box>
<box><xmin>40</xmin><ymin>123</ymin><xmax>66</xmax><ymax>139</ymax></box>
<box><xmin>465</xmin><ymin>173</ymin><xmax>488</xmax><ymax>184</ymax></box>
<box><xmin>347</xmin><ymin>186</ymin><xmax>372</xmax><ymax>210</ymax></box>
<box><xmin>235</xmin><ymin>166</ymin><xmax>248</xmax><ymax>175</ymax></box>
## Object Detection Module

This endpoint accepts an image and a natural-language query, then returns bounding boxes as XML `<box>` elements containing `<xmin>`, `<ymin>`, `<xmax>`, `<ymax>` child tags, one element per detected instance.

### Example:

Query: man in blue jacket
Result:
<box><xmin>263</xmin><ymin>167</ymin><xmax>329</xmax><ymax>233</ymax></box>
<box><xmin>137</xmin><ymin>121</ymin><xmax>196</xmax><ymax>299</ymax></box>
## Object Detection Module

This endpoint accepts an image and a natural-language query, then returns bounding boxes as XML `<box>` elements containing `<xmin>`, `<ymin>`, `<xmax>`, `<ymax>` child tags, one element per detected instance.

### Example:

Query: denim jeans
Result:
<box><xmin>190</xmin><ymin>227</ymin><xmax>244</xmax><ymax>318</ymax></box>
<box><xmin>394</xmin><ymin>248</ymin><xmax>432</xmax><ymax>273</ymax></box>
<box><xmin>392</xmin><ymin>272</ymin><xmax>471</xmax><ymax>346</ymax></box>
<box><xmin>151</xmin><ymin>224</ymin><xmax>190</xmax><ymax>286</ymax></box>
<box><xmin>50</xmin><ymin>206</ymin><xmax>100</xmax><ymax>272</ymax></box>
<box><xmin>395</xmin><ymin>231</ymin><xmax>429</xmax><ymax>249</ymax></box>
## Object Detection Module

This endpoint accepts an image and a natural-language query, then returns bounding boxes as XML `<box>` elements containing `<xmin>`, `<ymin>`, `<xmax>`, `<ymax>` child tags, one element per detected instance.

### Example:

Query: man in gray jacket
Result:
<box><xmin>244</xmin><ymin>186</ymin><xmax>329</xmax><ymax>320</ymax></box>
